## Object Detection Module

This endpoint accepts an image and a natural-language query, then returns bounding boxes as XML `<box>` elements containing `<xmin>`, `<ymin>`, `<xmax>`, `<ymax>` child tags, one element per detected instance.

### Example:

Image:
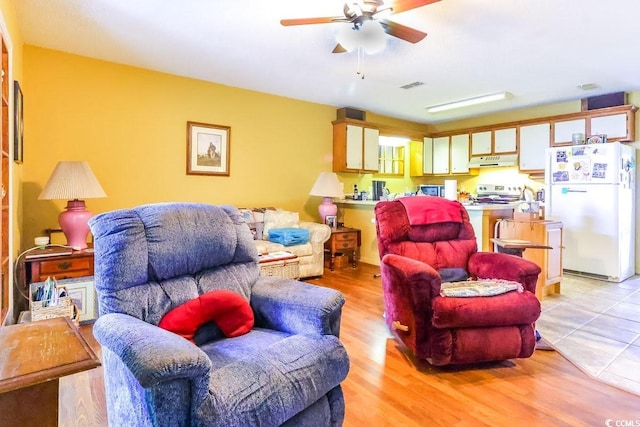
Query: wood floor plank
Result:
<box><xmin>58</xmin><ymin>262</ymin><xmax>640</xmax><ymax>426</ymax></box>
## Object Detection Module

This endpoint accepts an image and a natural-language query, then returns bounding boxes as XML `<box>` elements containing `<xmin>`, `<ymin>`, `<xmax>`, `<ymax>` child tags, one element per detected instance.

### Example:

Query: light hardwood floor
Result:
<box><xmin>61</xmin><ymin>263</ymin><xmax>640</xmax><ymax>426</ymax></box>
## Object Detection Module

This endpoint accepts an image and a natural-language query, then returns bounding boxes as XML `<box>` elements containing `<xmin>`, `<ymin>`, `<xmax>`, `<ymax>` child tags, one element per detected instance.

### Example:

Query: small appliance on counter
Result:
<box><xmin>372</xmin><ymin>180</ymin><xmax>386</xmax><ymax>201</ymax></box>
<box><xmin>417</xmin><ymin>184</ymin><xmax>445</xmax><ymax>197</ymax></box>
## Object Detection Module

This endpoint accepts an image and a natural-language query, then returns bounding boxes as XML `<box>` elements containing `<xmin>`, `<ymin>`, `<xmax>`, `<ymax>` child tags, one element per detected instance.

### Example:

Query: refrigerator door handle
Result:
<box><xmin>566</xmin><ymin>189</ymin><xmax>588</xmax><ymax>193</ymax></box>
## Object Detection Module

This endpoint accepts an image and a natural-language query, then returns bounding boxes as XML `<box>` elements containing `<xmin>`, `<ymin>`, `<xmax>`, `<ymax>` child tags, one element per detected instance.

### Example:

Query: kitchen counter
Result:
<box><xmin>335</xmin><ymin>197</ymin><xmax>517</xmax><ymax>265</ymax></box>
<box><xmin>337</xmin><ymin>198</ymin><xmax>521</xmax><ymax>211</ymax></box>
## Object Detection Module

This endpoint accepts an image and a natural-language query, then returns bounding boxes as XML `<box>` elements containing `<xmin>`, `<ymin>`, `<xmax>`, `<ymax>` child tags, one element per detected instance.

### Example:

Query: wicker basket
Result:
<box><xmin>30</xmin><ymin>284</ymin><xmax>75</xmax><ymax>322</ymax></box>
<box><xmin>259</xmin><ymin>258</ymin><xmax>300</xmax><ymax>279</ymax></box>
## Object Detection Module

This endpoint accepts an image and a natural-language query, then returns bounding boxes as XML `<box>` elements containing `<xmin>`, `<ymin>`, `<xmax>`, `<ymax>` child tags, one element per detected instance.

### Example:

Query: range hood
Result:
<box><xmin>468</xmin><ymin>154</ymin><xmax>518</xmax><ymax>168</ymax></box>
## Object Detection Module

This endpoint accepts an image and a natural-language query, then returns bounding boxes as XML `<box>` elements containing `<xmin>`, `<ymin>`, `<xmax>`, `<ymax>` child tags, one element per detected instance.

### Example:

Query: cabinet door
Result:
<box><xmin>433</xmin><ymin>137</ymin><xmax>450</xmax><ymax>174</ymax></box>
<box><xmin>423</xmin><ymin>137</ymin><xmax>433</xmax><ymax>175</ymax></box>
<box><xmin>362</xmin><ymin>127</ymin><xmax>380</xmax><ymax>172</ymax></box>
<box><xmin>494</xmin><ymin>127</ymin><xmax>517</xmax><ymax>153</ymax></box>
<box><xmin>552</xmin><ymin>118</ymin><xmax>585</xmax><ymax>145</ymax></box>
<box><xmin>546</xmin><ymin>227</ymin><xmax>562</xmax><ymax>281</ymax></box>
<box><xmin>519</xmin><ymin>123</ymin><xmax>550</xmax><ymax>171</ymax></box>
<box><xmin>590</xmin><ymin>113</ymin><xmax>628</xmax><ymax>140</ymax></box>
<box><xmin>345</xmin><ymin>124</ymin><xmax>363</xmax><ymax>170</ymax></box>
<box><xmin>471</xmin><ymin>131</ymin><xmax>492</xmax><ymax>155</ymax></box>
<box><xmin>450</xmin><ymin>134</ymin><xmax>470</xmax><ymax>174</ymax></box>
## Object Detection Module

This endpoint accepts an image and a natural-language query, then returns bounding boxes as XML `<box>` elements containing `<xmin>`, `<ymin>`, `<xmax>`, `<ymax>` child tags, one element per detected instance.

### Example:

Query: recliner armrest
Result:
<box><xmin>93</xmin><ymin>313</ymin><xmax>212</xmax><ymax>392</ymax></box>
<box><xmin>251</xmin><ymin>278</ymin><xmax>345</xmax><ymax>337</ymax></box>
<box><xmin>380</xmin><ymin>253</ymin><xmax>442</xmax><ymax>303</ymax></box>
<box><xmin>468</xmin><ymin>252</ymin><xmax>541</xmax><ymax>294</ymax></box>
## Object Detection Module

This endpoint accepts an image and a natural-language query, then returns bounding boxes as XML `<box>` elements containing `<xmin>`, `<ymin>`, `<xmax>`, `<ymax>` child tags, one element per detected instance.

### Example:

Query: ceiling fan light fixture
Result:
<box><xmin>427</xmin><ymin>92</ymin><xmax>512</xmax><ymax>113</ymax></box>
<box><xmin>360</xmin><ymin>20</ymin><xmax>386</xmax><ymax>54</ymax></box>
<box><xmin>336</xmin><ymin>20</ymin><xmax>386</xmax><ymax>54</ymax></box>
<box><xmin>337</xmin><ymin>25</ymin><xmax>359</xmax><ymax>52</ymax></box>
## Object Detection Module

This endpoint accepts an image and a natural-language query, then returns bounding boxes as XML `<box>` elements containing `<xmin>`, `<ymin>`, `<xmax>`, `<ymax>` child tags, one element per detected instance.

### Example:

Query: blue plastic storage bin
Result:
<box><xmin>268</xmin><ymin>227</ymin><xmax>310</xmax><ymax>246</ymax></box>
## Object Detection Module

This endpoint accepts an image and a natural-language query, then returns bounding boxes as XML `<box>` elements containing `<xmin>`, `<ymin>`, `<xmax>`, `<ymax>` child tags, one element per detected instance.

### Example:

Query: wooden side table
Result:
<box><xmin>325</xmin><ymin>227</ymin><xmax>361</xmax><ymax>271</ymax></box>
<box><xmin>0</xmin><ymin>317</ymin><xmax>101</xmax><ymax>426</ymax></box>
<box><xmin>14</xmin><ymin>246</ymin><xmax>94</xmax><ymax>323</ymax></box>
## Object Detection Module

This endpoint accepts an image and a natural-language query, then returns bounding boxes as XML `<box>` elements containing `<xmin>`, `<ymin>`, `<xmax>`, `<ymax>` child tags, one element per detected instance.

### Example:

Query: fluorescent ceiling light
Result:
<box><xmin>427</xmin><ymin>92</ymin><xmax>511</xmax><ymax>113</ymax></box>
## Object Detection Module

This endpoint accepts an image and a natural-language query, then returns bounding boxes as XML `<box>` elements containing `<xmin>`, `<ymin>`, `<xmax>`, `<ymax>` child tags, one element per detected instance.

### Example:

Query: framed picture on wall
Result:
<box><xmin>14</xmin><ymin>80</ymin><xmax>23</xmax><ymax>164</ymax></box>
<box><xmin>186</xmin><ymin>121</ymin><xmax>231</xmax><ymax>176</ymax></box>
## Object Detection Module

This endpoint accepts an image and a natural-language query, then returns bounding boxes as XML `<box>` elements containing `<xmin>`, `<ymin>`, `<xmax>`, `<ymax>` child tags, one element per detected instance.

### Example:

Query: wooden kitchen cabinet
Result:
<box><xmin>332</xmin><ymin>121</ymin><xmax>379</xmax><ymax>173</ymax></box>
<box><xmin>589</xmin><ymin>112</ymin><xmax>629</xmax><ymax>140</ymax></box>
<box><xmin>493</xmin><ymin>127</ymin><xmax>517</xmax><ymax>153</ymax></box>
<box><xmin>552</xmin><ymin>118</ymin><xmax>586</xmax><ymax>145</ymax></box>
<box><xmin>519</xmin><ymin>122</ymin><xmax>550</xmax><ymax>171</ymax></box>
<box><xmin>409</xmin><ymin>137</ymin><xmax>434</xmax><ymax>176</ymax></box>
<box><xmin>471</xmin><ymin>131</ymin><xmax>492</xmax><ymax>155</ymax></box>
<box><xmin>497</xmin><ymin>219</ymin><xmax>563</xmax><ymax>300</ymax></box>
<box><xmin>471</xmin><ymin>128</ymin><xmax>516</xmax><ymax>155</ymax></box>
<box><xmin>432</xmin><ymin>136</ymin><xmax>450</xmax><ymax>174</ymax></box>
<box><xmin>450</xmin><ymin>134</ymin><xmax>470</xmax><ymax>174</ymax></box>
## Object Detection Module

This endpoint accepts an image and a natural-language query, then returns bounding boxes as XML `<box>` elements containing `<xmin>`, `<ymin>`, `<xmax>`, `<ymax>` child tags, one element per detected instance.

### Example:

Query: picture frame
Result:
<box><xmin>325</xmin><ymin>215</ymin><xmax>337</xmax><ymax>229</ymax></box>
<box><xmin>13</xmin><ymin>80</ymin><xmax>23</xmax><ymax>164</ymax></box>
<box><xmin>64</xmin><ymin>278</ymin><xmax>97</xmax><ymax>324</ymax></box>
<box><xmin>187</xmin><ymin>121</ymin><xmax>231</xmax><ymax>176</ymax></box>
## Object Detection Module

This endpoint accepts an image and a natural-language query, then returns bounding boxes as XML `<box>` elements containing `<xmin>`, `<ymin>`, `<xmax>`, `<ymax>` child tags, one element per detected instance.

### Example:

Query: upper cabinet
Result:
<box><xmin>336</xmin><ymin>104</ymin><xmax>636</xmax><ymax>176</ymax></box>
<box><xmin>411</xmin><ymin>135</ymin><xmax>470</xmax><ymax>176</ymax></box>
<box><xmin>552</xmin><ymin>118</ymin><xmax>586</xmax><ymax>145</ymax></box>
<box><xmin>589</xmin><ymin>112</ymin><xmax>630</xmax><ymax>140</ymax></box>
<box><xmin>432</xmin><ymin>137</ymin><xmax>450</xmax><ymax>174</ymax></box>
<box><xmin>551</xmin><ymin>105</ymin><xmax>636</xmax><ymax>145</ymax></box>
<box><xmin>333</xmin><ymin>121</ymin><xmax>379</xmax><ymax>173</ymax></box>
<box><xmin>471</xmin><ymin>131</ymin><xmax>492</xmax><ymax>155</ymax></box>
<box><xmin>450</xmin><ymin>134</ymin><xmax>470</xmax><ymax>174</ymax></box>
<box><xmin>471</xmin><ymin>128</ymin><xmax>516</xmax><ymax>155</ymax></box>
<box><xmin>519</xmin><ymin>122</ymin><xmax>550</xmax><ymax>171</ymax></box>
<box><xmin>409</xmin><ymin>137</ymin><xmax>433</xmax><ymax>176</ymax></box>
<box><xmin>493</xmin><ymin>127</ymin><xmax>517</xmax><ymax>153</ymax></box>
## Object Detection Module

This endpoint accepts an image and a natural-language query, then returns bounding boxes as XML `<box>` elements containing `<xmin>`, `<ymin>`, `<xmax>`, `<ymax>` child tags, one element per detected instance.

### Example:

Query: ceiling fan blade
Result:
<box><xmin>390</xmin><ymin>0</ymin><xmax>441</xmax><ymax>15</ymax></box>
<box><xmin>379</xmin><ymin>19</ymin><xmax>427</xmax><ymax>43</ymax></box>
<box><xmin>332</xmin><ymin>44</ymin><xmax>347</xmax><ymax>54</ymax></box>
<box><xmin>280</xmin><ymin>16</ymin><xmax>347</xmax><ymax>26</ymax></box>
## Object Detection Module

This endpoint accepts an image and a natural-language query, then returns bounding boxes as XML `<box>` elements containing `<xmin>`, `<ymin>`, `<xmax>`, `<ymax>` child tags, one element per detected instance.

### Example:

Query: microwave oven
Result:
<box><xmin>418</xmin><ymin>185</ymin><xmax>445</xmax><ymax>197</ymax></box>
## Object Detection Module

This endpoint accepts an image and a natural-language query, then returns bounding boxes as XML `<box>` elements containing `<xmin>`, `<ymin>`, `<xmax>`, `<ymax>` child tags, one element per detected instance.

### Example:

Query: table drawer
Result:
<box><xmin>39</xmin><ymin>257</ymin><xmax>92</xmax><ymax>275</ymax></box>
<box><xmin>36</xmin><ymin>269</ymin><xmax>92</xmax><ymax>282</ymax></box>
<box><xmin>333</xmin><ymin>232</ymin><xmax>357</xmax><ymax>243</ymax></box>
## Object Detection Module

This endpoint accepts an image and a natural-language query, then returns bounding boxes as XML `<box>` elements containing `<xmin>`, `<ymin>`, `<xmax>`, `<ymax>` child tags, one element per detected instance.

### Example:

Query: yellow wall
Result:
<box><xmin>21</xmin><ymin>46</ymin><xmax>343</xmax><ymax>249</ymax></box>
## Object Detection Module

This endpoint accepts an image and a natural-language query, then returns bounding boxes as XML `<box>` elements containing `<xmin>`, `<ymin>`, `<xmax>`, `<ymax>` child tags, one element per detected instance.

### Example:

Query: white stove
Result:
<box><xmin>475</xmin><ymin>183</ymin><xmax>523</xmax><ymax>204</ymax></box>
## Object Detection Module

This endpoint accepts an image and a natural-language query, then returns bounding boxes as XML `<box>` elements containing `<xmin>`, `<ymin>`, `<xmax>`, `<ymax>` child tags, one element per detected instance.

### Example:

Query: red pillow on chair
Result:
<box><xmin>159</xmin><ymin>290</ymin><xmax>254</xmax><ymax>343</ymax></box>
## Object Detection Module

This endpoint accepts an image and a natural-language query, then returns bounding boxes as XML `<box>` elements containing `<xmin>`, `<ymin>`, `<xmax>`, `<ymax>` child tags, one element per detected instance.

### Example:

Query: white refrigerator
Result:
<box><xmin>545</xmin><ymin>142</ymin><xmax>636</xmax><ymax>282</ymax></box>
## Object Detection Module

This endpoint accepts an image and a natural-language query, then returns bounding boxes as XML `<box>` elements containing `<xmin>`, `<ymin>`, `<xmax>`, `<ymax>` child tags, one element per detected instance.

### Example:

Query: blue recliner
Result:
<box><xmin>88</xmin><ymin>202</ymin><xmax>350</xmax><ymax>427</ymax></box>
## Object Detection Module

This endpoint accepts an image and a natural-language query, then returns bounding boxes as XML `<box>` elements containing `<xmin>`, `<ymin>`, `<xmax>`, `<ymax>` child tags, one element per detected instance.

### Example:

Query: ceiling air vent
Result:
<box><xmin>400</xmin><ymin>81</ymin><xmax>424</xmax><ymax>90</ymax></box>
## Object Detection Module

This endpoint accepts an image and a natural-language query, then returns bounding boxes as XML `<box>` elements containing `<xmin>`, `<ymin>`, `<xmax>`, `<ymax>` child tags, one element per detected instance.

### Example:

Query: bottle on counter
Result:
<box><xmin>353</xmin><ymin>184</ymin><xmax>359</xmax><ymax>200</ymax></box>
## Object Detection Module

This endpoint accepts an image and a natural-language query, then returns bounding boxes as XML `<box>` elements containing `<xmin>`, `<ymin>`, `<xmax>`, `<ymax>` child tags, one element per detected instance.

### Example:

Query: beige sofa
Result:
<box><xmin>239</xmin><ymin>208</ymin><xmax>331</xmax><ymax>278</ymax></box>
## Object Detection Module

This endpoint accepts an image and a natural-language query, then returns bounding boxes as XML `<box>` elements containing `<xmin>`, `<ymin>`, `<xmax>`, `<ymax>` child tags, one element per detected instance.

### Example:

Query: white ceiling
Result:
<box><xmin>13</xmin><ymin>0</ymin><xmax>640</xmax><ymax>124</ymax></box>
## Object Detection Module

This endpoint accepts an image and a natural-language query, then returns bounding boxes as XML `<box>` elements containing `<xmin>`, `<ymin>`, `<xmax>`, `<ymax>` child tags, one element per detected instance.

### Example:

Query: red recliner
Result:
<box><xmin>375</xmin><ymin>197</ymin><xmax>541</xmax><ymax>366</ymax></box>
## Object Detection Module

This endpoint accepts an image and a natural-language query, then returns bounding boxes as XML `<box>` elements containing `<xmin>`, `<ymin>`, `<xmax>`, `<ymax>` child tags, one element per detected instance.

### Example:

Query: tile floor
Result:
<box><xmin>536</xmin><ymin>273</ymin><xmax>640</xmax><ymax>395</ymax></box>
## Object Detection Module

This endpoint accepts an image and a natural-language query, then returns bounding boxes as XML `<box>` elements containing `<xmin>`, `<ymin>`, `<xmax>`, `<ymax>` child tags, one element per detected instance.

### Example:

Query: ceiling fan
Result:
<box><xmin>280</xmin><ymin>0</ymin><xmax>441</xmax><ymax>53</ymax></box>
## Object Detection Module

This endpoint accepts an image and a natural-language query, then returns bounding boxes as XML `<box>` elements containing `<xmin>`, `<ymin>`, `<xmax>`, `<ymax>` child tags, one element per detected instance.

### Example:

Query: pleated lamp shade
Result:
<box><xmin>39</xmin><ymin>161</ymin><xmax>107</xmax><ymax>250</ymax></box>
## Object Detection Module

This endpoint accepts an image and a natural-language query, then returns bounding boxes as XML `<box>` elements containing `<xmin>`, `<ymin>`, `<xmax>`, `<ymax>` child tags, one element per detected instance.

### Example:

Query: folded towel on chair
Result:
<box><xmin>398</xmin><ymin>197</ymin><xmax>463</xmax><ymax>226</ymax></box>
<box><xmin>440</xmin><ymin>279</ymin><xmax>523</xmax><ymax>297</ymax></box>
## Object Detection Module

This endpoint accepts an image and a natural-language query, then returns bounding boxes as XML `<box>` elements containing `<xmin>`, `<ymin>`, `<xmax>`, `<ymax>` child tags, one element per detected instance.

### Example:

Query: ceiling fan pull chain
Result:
<box><xmin>356</xmin><ymin>47</ymin><xmax>365</xmax><ymax>79</ymax></box>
